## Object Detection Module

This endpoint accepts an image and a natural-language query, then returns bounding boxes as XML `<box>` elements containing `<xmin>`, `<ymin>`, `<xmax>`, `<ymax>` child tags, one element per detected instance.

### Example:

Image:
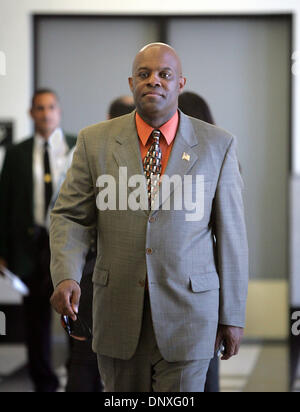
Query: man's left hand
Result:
<box><xmin>214</xmin><ymin>324</ymin><xmax>244</xmax><ymax>360</ymax></box>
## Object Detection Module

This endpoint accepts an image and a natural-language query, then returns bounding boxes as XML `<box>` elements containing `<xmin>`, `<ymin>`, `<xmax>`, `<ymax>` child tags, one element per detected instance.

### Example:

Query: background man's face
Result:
<box><xmin>129</xmin><ymin>47</ymin><xmax>186</xmax><ymax>124</ymax></box>
<box><xmin>30</xmin><ymin>93</ymin><xmax>61</xmax><ymax>138</ymax></box>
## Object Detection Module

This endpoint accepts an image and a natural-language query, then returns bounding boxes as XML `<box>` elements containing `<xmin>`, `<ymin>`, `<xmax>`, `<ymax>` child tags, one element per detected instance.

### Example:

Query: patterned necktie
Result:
<box><xmin>143</xmin><ymin>130</ymin><xmax>162</xmax><ymax>210</ymax></box>
<box><xmin>44</xmin><ymin>141</ymin><xmax>53</xmax><ymax>219</ymax></box>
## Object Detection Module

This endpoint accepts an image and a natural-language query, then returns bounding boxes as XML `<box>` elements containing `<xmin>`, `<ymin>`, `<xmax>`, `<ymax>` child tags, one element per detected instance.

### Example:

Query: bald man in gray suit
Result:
<box><xmin>50</xmin><ymin>43</ymin><xmax>248</xmax><ymax>392</ymax></box>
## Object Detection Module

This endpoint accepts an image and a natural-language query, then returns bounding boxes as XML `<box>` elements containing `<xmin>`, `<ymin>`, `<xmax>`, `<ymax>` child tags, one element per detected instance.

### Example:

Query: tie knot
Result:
<box><xmin>152</xmin><ymin>130</ymin><xmax>161</xmax><ymax>142</ymax></box>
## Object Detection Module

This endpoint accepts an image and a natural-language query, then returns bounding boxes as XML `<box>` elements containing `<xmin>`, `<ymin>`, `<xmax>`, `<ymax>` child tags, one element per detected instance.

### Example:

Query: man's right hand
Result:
<box><xmin>50</xmin><ymin>280</ymin><xmax>81</xmax><ymax>321</ymax></box>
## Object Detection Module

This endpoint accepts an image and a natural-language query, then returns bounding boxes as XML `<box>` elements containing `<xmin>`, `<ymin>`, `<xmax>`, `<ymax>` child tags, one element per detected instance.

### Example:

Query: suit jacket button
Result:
<box><xmin>149</xmin><ymin>217</ymin><xmax>156</xmax><ymax>223</ymax></box>
<box><xmin>146</xmin><ymin>248</ymin><xmax>153</xmax><ymax>255</ymax></box>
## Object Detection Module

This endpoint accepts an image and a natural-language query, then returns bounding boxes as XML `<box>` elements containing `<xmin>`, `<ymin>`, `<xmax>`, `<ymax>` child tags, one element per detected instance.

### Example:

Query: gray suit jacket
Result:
<box><xmin>50</xmin><ymin>110</ymin><xmax>248</xmax><ymax>361</ymax></box>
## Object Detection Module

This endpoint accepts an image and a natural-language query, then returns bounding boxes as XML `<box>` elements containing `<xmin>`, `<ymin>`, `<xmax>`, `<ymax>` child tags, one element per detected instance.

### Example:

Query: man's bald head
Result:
<box><xmin>132</xmin><ymin>43</ymin><xmax>183</xmax><ymax>77</ymax></box>
<box><xmin>129</xmin><ymin>42</ymin><xmax>186</xmax><ymax>127</ymax></box>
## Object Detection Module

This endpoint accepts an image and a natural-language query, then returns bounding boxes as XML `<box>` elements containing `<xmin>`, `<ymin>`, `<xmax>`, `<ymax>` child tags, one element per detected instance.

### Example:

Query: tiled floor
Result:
<box><xmin>0</xmin><ymin>341</ymin><xmax>291</xmax><ymax>392</ymax></box>
<box><xmin>220</xmin><ymin>343</ymin><xmax>289</xmax><ymax>392</ymax></box>
<box><xmin>220</xmin><ymin>344</ymin><xmax>261</xmax><ymax>392</ymax></box>
<box><xmin>0</xmin><ymin>341</ymin><xmax>68</xmax><ymax>392</ymax></box>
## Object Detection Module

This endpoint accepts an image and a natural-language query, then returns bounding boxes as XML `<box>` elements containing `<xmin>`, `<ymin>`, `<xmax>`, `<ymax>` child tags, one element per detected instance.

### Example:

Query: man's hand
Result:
<box><xmin>214</xmin><ymin>324</ymin><xmax>244</xmax><ymax>360</ymax></box>
<box><xmin>50</xmin><ymin>280</ymin><xmax>81</xmax><ymax>321</ymax></box>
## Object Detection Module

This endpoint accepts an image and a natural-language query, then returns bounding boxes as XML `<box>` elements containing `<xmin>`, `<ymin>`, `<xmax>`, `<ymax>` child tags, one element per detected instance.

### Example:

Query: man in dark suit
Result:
<box><xmin>0</xmin><ymin>89</ymin><xmax>76</xmax><ymax>392</ymax></box>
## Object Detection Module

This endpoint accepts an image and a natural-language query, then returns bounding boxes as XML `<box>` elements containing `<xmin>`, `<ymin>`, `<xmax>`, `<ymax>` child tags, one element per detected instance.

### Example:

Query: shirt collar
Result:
<box><xmin>135</xmin><ymin>111</ymin><xmax>179</xmax><ymax>146</ymax></box>
<box><xmin>35</xmin><ymin>128</ymin><xmax>67</xmax><ymax>155</ymax></box>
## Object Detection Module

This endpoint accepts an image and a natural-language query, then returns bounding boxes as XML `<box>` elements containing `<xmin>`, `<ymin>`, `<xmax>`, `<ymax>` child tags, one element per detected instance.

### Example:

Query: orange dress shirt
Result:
<box><xmin>135</xmin><ymin>111</ymin><xmax>179</xmax><ymax>175</ymax></box>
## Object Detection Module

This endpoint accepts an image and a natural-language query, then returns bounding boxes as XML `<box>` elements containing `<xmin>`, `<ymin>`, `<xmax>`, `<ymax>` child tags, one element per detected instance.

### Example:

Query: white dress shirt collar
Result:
<box><xmin>35</xmin><ymin>128</ymin><xmax>68</xmax><ymax>155</ymax></box>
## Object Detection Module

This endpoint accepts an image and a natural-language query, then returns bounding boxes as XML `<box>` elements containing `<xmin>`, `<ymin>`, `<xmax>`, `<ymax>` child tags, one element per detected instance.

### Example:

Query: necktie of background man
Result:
<box><xmin>44</xmin><ymin>141</ymin><xmax>53</xmax><ymax>219</ymax></box>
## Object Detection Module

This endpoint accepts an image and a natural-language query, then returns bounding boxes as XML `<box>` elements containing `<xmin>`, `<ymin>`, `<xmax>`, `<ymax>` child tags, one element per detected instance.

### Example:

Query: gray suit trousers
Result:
<box><xmin>97</xmin><ymin>291</ymin><xmax>211</xmax><ymax>392</ymax></box>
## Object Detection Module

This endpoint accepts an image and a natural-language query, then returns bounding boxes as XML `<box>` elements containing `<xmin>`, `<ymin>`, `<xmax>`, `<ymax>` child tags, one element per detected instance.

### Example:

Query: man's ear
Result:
<box><xmin>128</xmin><ymin>77</ymin><xmax>134</xmax><ymax>93</ymax></box>
<box><xmin>179</xmin><ymin>76</ymin><xmax>187</xmax><ymax>93</ymax></box>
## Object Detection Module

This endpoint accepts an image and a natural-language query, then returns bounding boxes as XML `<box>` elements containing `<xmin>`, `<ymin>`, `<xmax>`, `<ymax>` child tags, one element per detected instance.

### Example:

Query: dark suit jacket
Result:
<box><xmin>0</xmin><ymin>134</ymin><xmax>76</xmax><ymax>280</ymax></box>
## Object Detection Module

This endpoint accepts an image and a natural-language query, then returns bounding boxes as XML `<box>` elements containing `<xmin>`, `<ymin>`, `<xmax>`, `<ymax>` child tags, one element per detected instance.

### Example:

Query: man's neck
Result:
<box><xmin>137</xmin><ymin>109</ymin><xmax>177</xmax><ymax>129</ymax></box>
<box><xmin>35</xmin><ymin>128</ymin><xmax>58</xmax><ymax>141</ymax></box>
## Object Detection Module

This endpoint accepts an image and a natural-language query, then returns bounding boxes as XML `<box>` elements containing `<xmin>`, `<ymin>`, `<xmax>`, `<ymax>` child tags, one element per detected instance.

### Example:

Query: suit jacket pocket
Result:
<box><xmin>92</xmin><ymin>269</ymin><xmax>109</xmax><ymax>286</ymax></box>
<box><xmin>189</xmin><ymin>272</ymin><xmax>220</xmax><ymax>293</ymax></box>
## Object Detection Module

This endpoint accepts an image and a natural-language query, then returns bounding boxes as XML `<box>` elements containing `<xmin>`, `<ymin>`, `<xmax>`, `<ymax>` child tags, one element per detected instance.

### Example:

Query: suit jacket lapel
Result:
<box><xmin>113</xmin><ymin>112</ymin><xmax>144</xmax><ymax>175</ymax></box>
<box><xmin>112</xmin><ymin>112</ymin><xmax>148</xmax><ymax>215</ymax></box>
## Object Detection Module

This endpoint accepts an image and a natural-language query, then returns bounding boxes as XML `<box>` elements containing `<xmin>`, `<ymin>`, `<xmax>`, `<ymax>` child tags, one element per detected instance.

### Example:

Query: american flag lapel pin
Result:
<box><xmin>182</xmin><ymin>152</ymin><xmax>191</xmax><ymax>162</ymax></box>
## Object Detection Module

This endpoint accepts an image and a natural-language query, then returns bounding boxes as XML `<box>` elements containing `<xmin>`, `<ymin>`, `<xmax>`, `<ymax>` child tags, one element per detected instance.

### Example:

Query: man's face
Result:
<box><xmin>129</xmin><ymin>46</ymin><xmax>186</xmax><ymax>125</ymax></box>
<box><xmin>30</xmin><ymin>93</ymin><xmax>61</xmax><ymax>138</ymax></box>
